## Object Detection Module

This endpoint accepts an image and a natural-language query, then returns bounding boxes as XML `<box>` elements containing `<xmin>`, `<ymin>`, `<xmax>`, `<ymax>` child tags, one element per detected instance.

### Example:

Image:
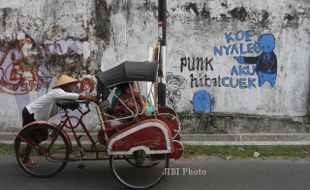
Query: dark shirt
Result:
<box><xmin>244</xmin><ymin>52</ymin><xmax>277</xmax><ymax>74</ymax></box>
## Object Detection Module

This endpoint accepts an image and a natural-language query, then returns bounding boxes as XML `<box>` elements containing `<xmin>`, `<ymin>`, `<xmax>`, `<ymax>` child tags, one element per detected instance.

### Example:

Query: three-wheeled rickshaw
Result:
<box><xmin>14</xmin><ymin>61</ymin><xmax>183</xmax><ymax>189</ymax></box>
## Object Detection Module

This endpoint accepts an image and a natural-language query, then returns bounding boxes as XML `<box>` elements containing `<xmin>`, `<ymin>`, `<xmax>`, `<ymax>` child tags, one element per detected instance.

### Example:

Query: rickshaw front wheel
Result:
<box><xmin>14</xmin><ymin>124</ymin><xmax>70</xmax><ymax>178</ymax></box>
<box><xmin>110</xmin><ymin>150</ymin><xmax>169</xmax><ymax>189</ymax></box>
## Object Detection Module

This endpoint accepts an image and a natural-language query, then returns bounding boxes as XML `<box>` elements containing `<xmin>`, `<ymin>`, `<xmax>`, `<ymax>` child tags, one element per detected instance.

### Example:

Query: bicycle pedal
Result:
<box><xmin>77</xmin><ymin>164</ymin><xmax>85</xmax><ymax>169</ymax></box>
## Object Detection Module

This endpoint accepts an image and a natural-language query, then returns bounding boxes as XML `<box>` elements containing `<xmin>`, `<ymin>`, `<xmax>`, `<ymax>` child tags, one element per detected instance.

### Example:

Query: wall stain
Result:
<box><xmin>1</xmin><ymin>8</ymin><xmax>12</xmax><ymax>29</ymax></box>
<box><xmin>261</xmin><ymin>10</ymin><xmax>269</xmax><ymax>21</ymax></box>
<box><xmin>109</xmin><ymin>0</ymin><xmax>123</xmax><ymax>14</ymax></box>
<box><xmin>283</xmin><ymin>12</ymin><xmax>299</xmax><ymax>28</ymax></box>
<box><xmin>228</xmin><ymin>6</ymin><xmax>247</xmax><ymax>22</ymax></box>
<box><xmin>201</xmin><ymin>3</ymin><xmax>211</xmax><ymax>19</ymax></box>
<box><xmin>131</xmin><ymin>0</ymin><xmax>157</xmax><ymax>17</ymax></box>
<box><xmin>143</xmin><ymin>0</ymin><xmax>157</xmax><ymax>13</ymax></box>
<box><xmin>185</xmin><ymin>2</ymin><xmax>199</xmax><ymax>16</ymax></box>
<box><xmin>284</xmin><ymin>13</ymin><xmax>298</xmax><ymax>21</ymax></box>
<box><xmin>258</xmin><ymin>10</ymin><xmax>270</xmax><ymax>27</ymax></box>
<box><xmin>221</xmin><ymin>2</ymin><xmax>229</xmax><ymax>9</ymax></box>
<box><xmin>94</xmin><ymin>0</ymin><xmax>111</xmax><ymax>46</ymax></box>
<box><xmin>220</xmin><ymin>14</ymin><xmax>227</xmax><ymax>18</ymax></box>
<box><xmin>124</xmin><ymin>0</ymin><xmax>132</xmax><ymax>23</ymax></box>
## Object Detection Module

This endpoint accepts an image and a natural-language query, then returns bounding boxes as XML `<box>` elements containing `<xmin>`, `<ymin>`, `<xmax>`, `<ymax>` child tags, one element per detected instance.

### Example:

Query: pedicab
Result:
<box><xmin>14</xmin><ymin>61</ymin><xmax>183</xmax><ymax>189</ymax></box>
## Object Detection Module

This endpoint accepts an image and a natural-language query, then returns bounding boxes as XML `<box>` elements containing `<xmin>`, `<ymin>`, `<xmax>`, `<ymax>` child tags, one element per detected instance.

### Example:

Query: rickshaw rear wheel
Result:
<box><xmin>123</xmin><ymin>154</ymin><xmax>161</xmax><ymax>168</ymax></box>
<box><xmin>14</xmin><ymin>124</ymin><xmax>70</xmax><ymax>178</ymax></box>
<box><xmin>110</xmin><ymin>150</ymin><xmax>169</xmax><ymax>189</ymax></box>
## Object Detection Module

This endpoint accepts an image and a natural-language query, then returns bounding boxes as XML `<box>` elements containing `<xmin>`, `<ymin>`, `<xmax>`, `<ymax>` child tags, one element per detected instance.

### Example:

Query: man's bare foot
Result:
<box><xmin>22</xmin><ymin>158</ymin><xmax>36</xmax><ymax>168</ymax></box>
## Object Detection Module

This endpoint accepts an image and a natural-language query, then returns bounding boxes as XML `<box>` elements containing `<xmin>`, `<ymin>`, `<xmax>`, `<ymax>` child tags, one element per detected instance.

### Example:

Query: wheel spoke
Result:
<box><xmin>14</xmin><ymin>124</ymin><xmax>70</xmax><ymax>177</ymax></box>
<box><xmin>110</xmin><ymin>151</ymin><xmax>169</xmax><ymax>189</ymax></box>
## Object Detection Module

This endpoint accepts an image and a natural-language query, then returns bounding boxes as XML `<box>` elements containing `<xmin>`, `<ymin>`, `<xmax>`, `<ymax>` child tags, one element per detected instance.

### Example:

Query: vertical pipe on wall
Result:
<box><xmin>124</xmin><ymin>0</ymin><xmax>127</xmax><ymax>61</ymax></box>
<box><xmin>158</xmin><ymin>0</ymin><xmax>167</xmax><ymax>107</ymax></box>
<box><xmin>308</xmin><ymin>54</ymin><xmax>310</xmax><ymax>118</ymax></box>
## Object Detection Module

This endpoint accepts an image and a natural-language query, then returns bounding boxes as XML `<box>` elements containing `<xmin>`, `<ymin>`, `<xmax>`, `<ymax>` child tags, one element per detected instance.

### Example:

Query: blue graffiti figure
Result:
<box><xmin>193</xmin><ymin>90</ymin><xmax>211</xmax><ymax>113</ymax></box>
<box><xmin>234</xmin><ymin>33</ymin><xmax>277</xmax><ymax>87</ymax></box>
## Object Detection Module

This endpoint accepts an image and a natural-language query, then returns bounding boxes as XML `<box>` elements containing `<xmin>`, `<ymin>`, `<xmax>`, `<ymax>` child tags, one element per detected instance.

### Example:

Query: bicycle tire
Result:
<box><xmin>110</xmin><ymin>151</ymin><xmax>169</xmax><ymax>189</ymax></box>
<box><xmin>14</xmin><ymin>123</ymin><xmax>70</xmax><ymax>178</ymax></box>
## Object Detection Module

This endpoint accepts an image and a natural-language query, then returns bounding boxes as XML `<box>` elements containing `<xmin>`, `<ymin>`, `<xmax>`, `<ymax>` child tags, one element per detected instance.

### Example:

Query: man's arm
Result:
<box><xmin>52</xmin><ymin>89</ymin><xmax>97</xmax><ymax>102</ymax></box>
<box><xmin>234</xmin><ymin>55</ymin><xmax>259</xmax><ymax>64</ymax></box>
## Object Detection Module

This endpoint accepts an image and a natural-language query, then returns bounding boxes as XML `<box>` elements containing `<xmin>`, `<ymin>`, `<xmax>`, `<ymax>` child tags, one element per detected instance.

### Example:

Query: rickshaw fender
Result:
<box><xmin>107</xmin><ymin>119</ymin><xmax>174</xmax><ymax>155</ymax></box>
<box><xmin>138</xmin><ymin>113</ymin><xmax>180</xmax><ymax>139</ymax></box>
<box><xmin>156</xmin><ymin>113</ymin><xmax>181</xmax><ymax>139</ymax></box>
<box><xmin>169</xmin><ymin>140</ymin><xmax>184</xmax><ymax>160</ymax></box>
<box><xmin>158</xmin><ymin>106</ymin><xmax>177</xmax><ymax>116</ymax></box>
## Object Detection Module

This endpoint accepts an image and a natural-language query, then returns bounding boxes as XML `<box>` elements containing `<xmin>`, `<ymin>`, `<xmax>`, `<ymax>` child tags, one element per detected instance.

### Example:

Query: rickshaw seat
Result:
<box><xmin>56</xmin><ymin>100</ymin><xmax>80</xmax><ymax>110</ymax></box>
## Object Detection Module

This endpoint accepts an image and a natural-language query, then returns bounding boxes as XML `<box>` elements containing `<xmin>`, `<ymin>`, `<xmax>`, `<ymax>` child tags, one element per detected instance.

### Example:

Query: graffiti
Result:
<box><xmin>166</xmin><ymin>72</ymin><xmax>187</xmax><ymax>110</ymax></box>
<box><xmin>42</xmin><ymin>40</ymin><xmax>90</xmax><ymax>58</ymax></box>
<box><xmin>0</xmin><ymin>32</ymin><xmax>94</xmax><ymax>95</ymax></box>
<box><xmin>230</xmin><ymin>65</ymin><xmax>256</xmax><ymax>76</ymax></box>
<box><xmin>80</xmin><ymin>77</ymin><xmax>95</xmax><ymax>94</ymax></box>
<box><xmin>193</xmin><ymin>90</ymin><xmax>211</xmax><ymax>113</ymax></box>
<box><xmin>175</xmin><ymin>31</ymin><xmax>274</xmax><ymax>90</ymax></box>
<box><xmin>0</xmin><ymin>31</ymin><xmax>96</xmax><ymax>116</ymax></box>
<box><xmin>190</xmin><ymin>73</ymin><xmax>219</xmax><ymax>88</ymax></box>
<box><xmin>176</xmin><ymin>30</ymin><xmax>270</xmax><ymax>90</ymax></box>
<box><xmin>177</xmin><ymin>56</ymin><xmax>218</xmax><ymax>88</ymax></box>
<box><xmin>214</xmin><ymin>30</ymin><xmax>260</xmax><ymax>56</ymax></box>
<box><xmin>0</xmin><ymin>33</ymin><xmax>37</xmax><ymax>95</ymax></box>
<box><xmin>234</xmin><ymin>33</ymin><xmax>277</xmax><ymax>87</ymax></box>
<box><xmin>180</xmin><ymin>57</ymin><xmax>213</xmax><ymax>72</ymax></box>
<box><xmin>212</xmin><ymin>30</ymin><xmax>277</xmax><ymax>88</ymax></box>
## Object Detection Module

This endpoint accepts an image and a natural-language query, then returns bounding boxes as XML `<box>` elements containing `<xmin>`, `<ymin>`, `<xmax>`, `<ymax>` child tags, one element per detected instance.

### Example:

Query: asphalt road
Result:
<box><xmin>1</xmin><ymin>155</ymin><xmax>310</xmax><ymax>190</ymax></box>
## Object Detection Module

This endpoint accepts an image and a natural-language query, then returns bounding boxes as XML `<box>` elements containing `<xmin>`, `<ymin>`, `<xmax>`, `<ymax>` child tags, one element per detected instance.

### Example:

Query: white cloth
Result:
<box><xmin>0</xmin><ymin>52</ymin><xmax>5</xmax><ymax>78</ymax></box>
<box><xmin>26</xmin><ymin>88</ymin><xmax>80</xmax><ymax>121</ymax></box>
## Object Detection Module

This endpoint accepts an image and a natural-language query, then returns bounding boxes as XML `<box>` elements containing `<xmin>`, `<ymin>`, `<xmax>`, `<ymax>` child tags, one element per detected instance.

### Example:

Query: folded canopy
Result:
<box><xmin>96</xmin><ymin>61</ymin><xmax>158</xmax><ymax>89</ymax></box>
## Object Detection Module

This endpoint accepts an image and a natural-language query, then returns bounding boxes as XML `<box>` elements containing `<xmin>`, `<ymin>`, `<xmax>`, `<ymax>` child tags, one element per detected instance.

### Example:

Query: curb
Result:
<box><xmin>183</xmin><ymin>141</ymin><xmax>310</xmax><ymax>146</ymax></box>
<box><xmin>2</xmin><ymin>132</ymin><xmax>310</xmax><ymax>146</ymax></box>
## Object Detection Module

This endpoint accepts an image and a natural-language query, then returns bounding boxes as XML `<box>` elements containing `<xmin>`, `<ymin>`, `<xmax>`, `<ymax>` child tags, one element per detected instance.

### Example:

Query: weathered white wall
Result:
<box><xmin>0</xmin><ymin>0</ymin><xmax>309</xmax><ymax>131</ymax></box>
<box><xmin>0</xmin><ymin>0</ymin><xmax>100</xmax><ymax>130</ymax></box>
<box><xmin>165</xmin><ymin>0</ymin><xmax>310</xmax><ymax>117</ymax></box>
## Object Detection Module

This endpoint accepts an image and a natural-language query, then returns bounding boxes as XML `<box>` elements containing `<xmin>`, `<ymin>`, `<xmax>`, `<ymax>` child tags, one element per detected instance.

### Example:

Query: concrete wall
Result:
<box><xmin>166</xmin><ymin>0</ymin><xmax>310</xmax><ymax>117</ymax></box>
<box><xmin>0</xmin><ymin>0</ymin><xmax>309</xmax><ymax>131</ymax></box>
<box><xmin>0</xmin><ymin>0</ymin><xmax>101</xmax><ymax>130</ymax></box>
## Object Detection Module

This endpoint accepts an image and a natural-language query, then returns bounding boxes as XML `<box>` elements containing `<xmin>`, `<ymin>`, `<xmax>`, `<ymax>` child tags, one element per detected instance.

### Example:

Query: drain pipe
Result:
<box><xmin>158</xmin><ymin>0</ymin><xmax>167</xmax><ymax>107</ymax></box>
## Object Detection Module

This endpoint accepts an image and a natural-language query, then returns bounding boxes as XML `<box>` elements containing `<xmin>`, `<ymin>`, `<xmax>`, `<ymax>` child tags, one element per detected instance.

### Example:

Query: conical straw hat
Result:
<box><xmin>53</xmin><ymin>74</ymin><xmax>79</xmax><ymax>88</ymax></box>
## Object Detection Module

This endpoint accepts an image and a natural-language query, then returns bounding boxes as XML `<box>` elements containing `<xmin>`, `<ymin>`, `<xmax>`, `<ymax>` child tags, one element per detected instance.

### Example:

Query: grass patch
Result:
<box><xmin>184</xmin><ymin>145</ymin><xmax>310</xmax><ymax>158</ymax></box>
<box><xmin>1</xmin><ymin>144</ymin><xmax>310</xmax><ymax>158</ymax></box>
<box><xmin>0</xmin><ymin>144</ymin><xmax>14</xmax><ymax>155</ymax></box>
